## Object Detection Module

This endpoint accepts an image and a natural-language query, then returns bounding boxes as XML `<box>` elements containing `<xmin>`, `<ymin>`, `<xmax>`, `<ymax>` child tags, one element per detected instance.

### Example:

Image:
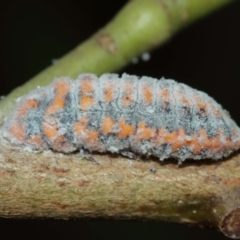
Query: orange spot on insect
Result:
<box><xmin>80</xmin><ymin>78</ymin><xmax>95</xmax><ymax>110</ymax></box>
<box><xmin>118</xmin><ymin>119</ymin><xmax>135</xmax><ymax>138</ymax></box>
<box><xmin>9</xmin><ymin>122</ymin><xmax>25</xmax><ymax>141</ymax></box>
<box><xmin>178</xmin><ymin>90</ymin><xmax>190</xmax><ymax>108</ymax></box>
<box><xmin>121</xmin><ymin>81</ymin><xmax>135</xmax><ymax>107</ymax></box>
<box><xmin>104</xmin><ymin>86</ymin><xmax>114</xmax><ymax>102</ymax></box>
<box><xmin>171</xmin><ymin>128</ymin><xmax>186</xmax><ymax>152</ymax></box>
<box><xmin>161</xmin><ymin>89</ymin><xmax>170</xmax><ymax>98</ymax></box>
<box><xmin>163</xmin><ymin>130</ymin><xmax>184</xmax><ymax>152</ymax></box>
<box><xmin>194</xmin><ymin>96</ymin><xmax>207</xmax><ymax>112</ymax></box>
<box><xmin>135</xmin><ymin>121</ymin><xmax>155</xmax><ymax>141</ymax></box>
<box><xmin>42</xmin><ymin>123</ymin><xmax>58</xmax><ymax>139</ymax></box>
<box><xmin>102</xmin><ymin>116</ymin><xmax>115</xmax><ymax>134</ymax></box>
<box><xmin>121</xmin><ymin>95</ymin><xmax>133</xmax><ymax>107</ymax></box>
<box><xmin>164</xmin><ymin>131</ymin><xmax>177</xmax><ymax>143</ymax></box>
<box><xmin>194</xmin><ymin>95</ymin><xmax>221</xmax><ymax>118</ymax></box>
<box><xmin>28</xmin><ymin>134</ymin><xmax>43</xmax><ymax>146</ymax></box>
<box><xmin>143</xmin><ymin>85</ymin><xmax>153</xmax><ymax>104</ymax></box>
<box><xmin>202</xmin><ymin>129</ymin><xmax>223</xmax><ymax>153</ymax></box>
<box><xmin>86</xmin><ymin>130</ymin><xmax>99</xmax><ymax>142</ymax></box>
<box><xmin>159</xmin><ymin>88</ymin><xmax>170</xmax><ymax>109</ymax></box>
<box><xmin>185</xmin><ymin>135</ymin><xmax>199</xmax><ymax>153</ymax></box>
<box><xmin>74</xmin><ymin>117</ymin><xmax>99</xmax><ymax>144</ymax></box>
<box><xmin>52</xmin><ymin>135</ymin><xmax>71</xmax><ymax>150</ymax></box>
<box><xmin>80</xmin><ymin>96</ymin><xmax>94</xmax><ymax>110</ymax></box>
<box><xmin>17</xmin><ymin>99</ymin><xmax>38</xmax><ymax>117</ymax></box>
<box><xmin>46</xmin><ymin>80</ymin><xmax>71</xmax><ymax>115</ymax></box>
<box><xmin>155</xmin><ymin>128</ymin><xmax>167</xmax><ymax>146</ymax></box>
<box><xmin>74</xmin><ymin>117</ymin><xmax>88</xmax><ymax>134</ymax></box>
<box><xmin>211</xmin><ymin>105</ymin><xmax>222</xmax><ymax>118</ymax></box>
<box><xmin>81</xmin><ymin>77</ymin><xmax>94</xmax><ymax>92</ymax></box>
<box><xmin>207</xmin><ymin>129</ymin><xmax>230</xmax><ymax>152</ymax></box>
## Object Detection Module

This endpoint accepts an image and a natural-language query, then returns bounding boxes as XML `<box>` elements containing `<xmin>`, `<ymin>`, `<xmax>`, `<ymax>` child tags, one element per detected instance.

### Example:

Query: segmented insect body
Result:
<box><xmin>2</xmin><ymin>73</ymin><xmax>240</xmax><ymax>161</ymax></box>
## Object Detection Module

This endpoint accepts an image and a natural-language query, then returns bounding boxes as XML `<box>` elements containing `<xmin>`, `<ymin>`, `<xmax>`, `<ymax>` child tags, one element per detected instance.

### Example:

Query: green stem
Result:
<box><xmin>0</xmin><ymin>0</ymin><xmax>233</xmax><ymax>121</ymax></box>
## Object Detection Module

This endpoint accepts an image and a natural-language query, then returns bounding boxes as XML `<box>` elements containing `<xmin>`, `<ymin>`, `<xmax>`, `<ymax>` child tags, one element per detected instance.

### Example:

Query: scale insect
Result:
<box><xmin>2</xmin><ymin>73</ymin><xmax>240</xmax><ymax>162</ymax></box>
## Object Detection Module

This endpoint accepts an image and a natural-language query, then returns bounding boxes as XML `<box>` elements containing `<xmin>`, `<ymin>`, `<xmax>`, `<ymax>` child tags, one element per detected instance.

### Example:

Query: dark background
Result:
<box><xmin>0</xmin><ymin>0</ymin><xmax>240</xmax><ymax>239</ymax></box>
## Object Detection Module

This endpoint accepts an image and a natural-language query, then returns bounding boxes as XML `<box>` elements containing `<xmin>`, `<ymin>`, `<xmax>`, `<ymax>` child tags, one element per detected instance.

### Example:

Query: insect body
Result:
<box><xmin>2</xmin><ymin>73</ymin><xmax>240</xmax><ymax>162</ymax></box>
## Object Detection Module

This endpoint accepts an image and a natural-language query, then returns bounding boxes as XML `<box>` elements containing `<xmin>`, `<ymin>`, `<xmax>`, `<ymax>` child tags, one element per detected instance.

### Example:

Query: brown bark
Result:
<box><xmin>1</xmin><ymin>139</ymin><xmax>240</xmax><ymax>238</ymax></box>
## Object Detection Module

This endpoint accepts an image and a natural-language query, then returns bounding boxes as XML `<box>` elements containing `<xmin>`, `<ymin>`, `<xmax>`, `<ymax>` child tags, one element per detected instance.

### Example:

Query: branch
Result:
<box><xmin>0</xmin><ymin>0</ymin><xmax>233</xmax><ymax>122</ymax></box>
<box><xmin>1</xmin><ymin>141</ymin><xmax>240</xmax><ymax>238</ymax></box>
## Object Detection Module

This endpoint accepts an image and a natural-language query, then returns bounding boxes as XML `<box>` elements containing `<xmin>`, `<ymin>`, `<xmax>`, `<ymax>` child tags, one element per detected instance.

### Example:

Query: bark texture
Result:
<box><xmin>1</xmin><ymin>139</ymin><xmax>240</xmax><ymax>238</ymax></box>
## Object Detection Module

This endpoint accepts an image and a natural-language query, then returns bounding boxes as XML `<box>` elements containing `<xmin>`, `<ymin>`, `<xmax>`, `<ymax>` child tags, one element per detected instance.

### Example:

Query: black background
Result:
<box><xmin>0</xmin><ymin>1</ymin><xmax>240</xmax><ymax>239</ymax></box>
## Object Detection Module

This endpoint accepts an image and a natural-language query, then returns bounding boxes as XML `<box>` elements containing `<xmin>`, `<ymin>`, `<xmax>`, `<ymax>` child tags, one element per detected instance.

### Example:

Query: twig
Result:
<box><xmin>0</xmin><ymin>141</ymin><xmax>240</xmax><ymax>238</ymax></box>
<box><xmin>0</xmin><ymin>0</ymin><xmax>233</xmax><ymax>122</ymax></box>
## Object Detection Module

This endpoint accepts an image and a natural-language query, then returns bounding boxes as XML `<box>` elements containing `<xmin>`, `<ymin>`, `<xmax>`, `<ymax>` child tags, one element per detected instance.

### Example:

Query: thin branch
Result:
<box><xmin>0</xmin><ymin>0</ymin><xmax>233</xmax><ymax>122</ymax></box>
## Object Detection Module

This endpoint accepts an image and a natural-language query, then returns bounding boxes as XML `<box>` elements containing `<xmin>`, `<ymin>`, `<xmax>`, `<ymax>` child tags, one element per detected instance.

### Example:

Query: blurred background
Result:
<box><xmin>0</xmin><ymin>0</ymin><xmax>240</xmax><ymax>239</ymax></box>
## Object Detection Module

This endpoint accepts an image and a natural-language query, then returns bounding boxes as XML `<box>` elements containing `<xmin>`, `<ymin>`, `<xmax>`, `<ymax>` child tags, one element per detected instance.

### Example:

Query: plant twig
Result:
<box><xmin>0</xmin><ymin>0</ymin><xmax>233</xmax><ymax>122</ymax></box>
<box><xmin>0</xmin><ymin>141</ymin><xmax>240</xmax><ymax>238</ymax></box>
